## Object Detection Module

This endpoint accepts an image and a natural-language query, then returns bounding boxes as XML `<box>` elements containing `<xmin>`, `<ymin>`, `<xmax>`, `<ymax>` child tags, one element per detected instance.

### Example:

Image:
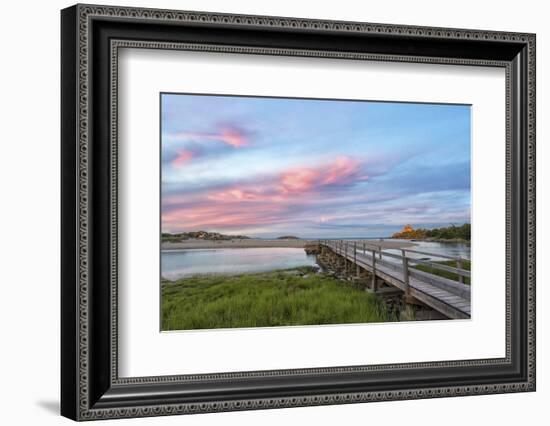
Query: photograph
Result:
<box><xmin>58</xmin><ymin>4</ymin><xmax>536</xmax><ymax>420</ymax></box>
<box><xmin>160</xmin><ymin>93</ymin><xmax>472</xmax><ymax>331</ymax></box>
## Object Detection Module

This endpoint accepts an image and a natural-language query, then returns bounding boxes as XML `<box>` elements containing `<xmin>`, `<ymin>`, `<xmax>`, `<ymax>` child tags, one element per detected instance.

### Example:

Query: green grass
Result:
<box><xmin>162</xmin><ymin>268</ymin><xmax>394</xmax><ymax>331</ymax></box>
<box><xmin>413</xmin><ymin>260</ymin><xmax>471</xmax><ymax>285</ymax></box>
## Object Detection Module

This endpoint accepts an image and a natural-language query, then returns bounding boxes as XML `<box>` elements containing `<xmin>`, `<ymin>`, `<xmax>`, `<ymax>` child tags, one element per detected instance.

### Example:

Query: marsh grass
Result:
<box><xmin>413</xmin><ymin>260</ymin><xmax>471</xmax><ymax>285</ymax></box>
<box><xmin>161</xmin><ymin>268</ymin><xmax>393</xmax><ymax>331</ymax></box>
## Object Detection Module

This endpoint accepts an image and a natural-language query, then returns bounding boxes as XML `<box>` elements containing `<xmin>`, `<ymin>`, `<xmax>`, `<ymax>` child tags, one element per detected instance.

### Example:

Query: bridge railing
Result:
<box><xmin>319</xmin><ymin>239</ymin><xmax>470</xmax><ymax>282</ymax></box>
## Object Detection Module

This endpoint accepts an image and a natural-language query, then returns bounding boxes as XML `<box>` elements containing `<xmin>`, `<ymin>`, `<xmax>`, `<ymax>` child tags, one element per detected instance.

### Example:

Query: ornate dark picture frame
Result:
<box><xmin>61</xmin><ymin>4</ymin><xmax>536</xmax><ymax>421</ymax></box>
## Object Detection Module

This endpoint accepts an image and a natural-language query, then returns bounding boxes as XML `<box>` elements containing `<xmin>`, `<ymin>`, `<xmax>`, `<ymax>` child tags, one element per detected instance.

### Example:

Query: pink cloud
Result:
<box><xmin>323</xmin><ymin>156</ymin><xmax>366</xmax><ymax>185</ymax></box>
<box><xmin>162</xmin><ymin>202</ymin><xmax>287</xmax><ymax>230</ymax></box>
<box><xmin>163</xmin><ymin>156</ymin><xmax>368</xmax><ymax>231</ymax></box>
<box><xmin>206</xmin><ymin>156</ymin><xmax>365</xmax><ymax>203</ymax></box>
<box><xmin>167</xmin><ymin>125</ymin><xmax>249</xmax><ymax>148</ymax></box>
<box><xmin>279</xmin><ymin>156</ymin><xmax>363</xmax><ymax>194</ymax></box>
<box><xmin>279</xmin><ymin>168</ymin><xmax>318</xmax><ymax>194</ymax></box>
<box><xmin>217</xmin><ymin>126</ymin><xmax>248</xmax><ymax>147</ymax></box>
<box><xmin>207</xmin><ymin>187</ymin><xmax>286</xmax><ymax>203</ymax></box>
<box><xmin>172</xmin><ymin>149</ymin><xmax>194</xmax><ymax>167</ymax></box>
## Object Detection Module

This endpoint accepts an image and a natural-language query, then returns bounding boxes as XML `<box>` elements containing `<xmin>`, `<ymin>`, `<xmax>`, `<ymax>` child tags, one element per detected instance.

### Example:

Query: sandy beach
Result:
<box><xmin>161</xmin><ymin>238</ymin><xmax>416</xmax><ymax>251</ymax></box>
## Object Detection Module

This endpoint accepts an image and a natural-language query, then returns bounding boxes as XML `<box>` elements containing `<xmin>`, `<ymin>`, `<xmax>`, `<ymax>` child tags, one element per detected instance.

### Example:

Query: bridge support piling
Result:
<box><xmin>354</xmin><ymin>242</ymin><xmax>360</xmax><ymax>277</ymax></box>
<box><xmin>344</xmin><ymin>242</ymin><xmax>348</xmax><ymax>273</ymax></box>
<box><xmin>401</xmin><ymin>249</ymin><xmax>410</xmax><ymax>295</ymax></box>
<box><xmin>371</xmin><ymin>250</ymin><xmax>378</xmax><ymax>292</ymax></box>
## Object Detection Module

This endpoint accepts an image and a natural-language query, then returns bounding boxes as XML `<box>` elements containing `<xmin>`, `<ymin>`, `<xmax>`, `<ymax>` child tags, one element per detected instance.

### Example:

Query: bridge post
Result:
<box><xmin>457</xmin><ymin>258</ymin><xmax>464</xmax><ymax>284</ymax></box>
<box><xmin>378</xmin><ymin>245</ymin><xmax>382</xmax><ymax>259</ymax></box>
<box><xmin>371</xmin><ymin>250</ymin><xmax>378</xmax><ymax>292</ymax></box>
<box><xmin>363</xmin><ymin>242</ymin><xmax>366</xmax><ymax>255</ymax></box>
<box><xmin>401</xmin><ymin>249</ymin><xmax>410</xmax><ymax>294</ymax></box>
<box><xmin>344</xmin><ymin>241</ymin><xmax>348</xmax><ymax>273</ymax></box>
<box><xmin>354</xmin><ymin>242</ymin><xmax>360</xmax><ymax>277</ymax></box>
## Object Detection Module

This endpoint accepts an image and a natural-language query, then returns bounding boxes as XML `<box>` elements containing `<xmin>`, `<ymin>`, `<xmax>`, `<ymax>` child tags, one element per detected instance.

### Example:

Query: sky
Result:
<box><xmin>161</xmin><ymin>93</ymin><xmax>471</xmax><ymax>238</ymax></box>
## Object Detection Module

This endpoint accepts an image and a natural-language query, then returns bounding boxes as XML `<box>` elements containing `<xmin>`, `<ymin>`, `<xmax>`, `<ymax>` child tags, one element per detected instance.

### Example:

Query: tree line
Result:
<box><xmin>391</xmin><ymin>223</ymin><xmax>470</xmax><ymax>241</ymax></box>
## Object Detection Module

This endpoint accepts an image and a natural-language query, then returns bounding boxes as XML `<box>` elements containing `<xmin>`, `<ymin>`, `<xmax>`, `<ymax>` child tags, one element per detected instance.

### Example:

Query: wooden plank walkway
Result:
<box><xmin>321</xmin><ymin>240</ymin><xmax>471</xmax><ymax>319</ymax></box>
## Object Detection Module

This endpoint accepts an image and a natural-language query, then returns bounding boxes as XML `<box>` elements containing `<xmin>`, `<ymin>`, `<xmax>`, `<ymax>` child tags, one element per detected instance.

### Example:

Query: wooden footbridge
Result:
<box><xmin>319</xmin><ymin>240</ymin><xmax>471</xmax><ymax>319</ymax></box>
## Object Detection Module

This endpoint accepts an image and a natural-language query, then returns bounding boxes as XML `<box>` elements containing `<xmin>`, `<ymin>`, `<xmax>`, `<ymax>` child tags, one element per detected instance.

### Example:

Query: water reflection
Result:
<box><xmin>162</xmin><ymin>247</ymin><xmax>318</xmax><ymax>280</ymax></box>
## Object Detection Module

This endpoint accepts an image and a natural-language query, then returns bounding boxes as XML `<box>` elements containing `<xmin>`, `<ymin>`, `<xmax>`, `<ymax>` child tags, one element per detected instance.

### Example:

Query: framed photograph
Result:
<box><xmin>61</xmin><ymin>4</ymin><xmax>536</xmax><ymax>421</ymax></box>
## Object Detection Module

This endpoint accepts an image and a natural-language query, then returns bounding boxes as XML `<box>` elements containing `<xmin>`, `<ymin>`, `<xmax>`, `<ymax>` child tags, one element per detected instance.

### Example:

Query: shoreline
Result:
<box><xmin>392</xmin><ymin>237</ymin><xmax>470</xmax><ymax>244</ymax></box>
<box><xmin>162</xmin><ymin>239</ymin><xmax>311</xmax><ymax>250</ymax></box>
<box><xmin>161</xmin><ymin>238</ymin><xmax>417</xmax><ymax>251</ymax></box>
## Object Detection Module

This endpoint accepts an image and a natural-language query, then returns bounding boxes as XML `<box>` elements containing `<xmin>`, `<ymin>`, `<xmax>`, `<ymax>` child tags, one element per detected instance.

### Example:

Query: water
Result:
<box><xmin>384</xmin><ymin>239</ymin><xmax>471</xmax><ymax>261</ymax></box>
<box><xmin>389</xmin><ymin>240</ymin><xmax>470</xmax><ymax>260</ymax></box>
<box><xmin>162</xmin><ymin>247</ymin><xmax>318</xmax><ymax>280</ymax></box>
<box><xmin>161</xmin><ymin>241</ymin><xmax>470</xmax><ymax>280</ymax></box>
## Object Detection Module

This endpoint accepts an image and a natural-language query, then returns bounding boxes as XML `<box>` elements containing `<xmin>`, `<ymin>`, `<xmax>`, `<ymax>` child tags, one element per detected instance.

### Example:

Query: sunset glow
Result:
<box><xmin>171</xmin><ymin>149</ymin><xmax>194</xmax><ymax>167</ymax></box>
<box><xmin>161</xmin><ymin>94</ymin><xmax>471</xmax><ymax>238</ymax></box>
<box><xmin>165</xmin><ymin>125</ymin><xmax>249</xmax><ymax>148</ymax></box>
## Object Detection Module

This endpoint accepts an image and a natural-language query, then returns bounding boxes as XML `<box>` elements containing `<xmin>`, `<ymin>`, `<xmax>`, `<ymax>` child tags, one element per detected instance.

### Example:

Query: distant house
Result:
<box><xmin>391</xmin><ymin>224</ymin><xmax>424</xmax><ymax>239</ymax></box>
